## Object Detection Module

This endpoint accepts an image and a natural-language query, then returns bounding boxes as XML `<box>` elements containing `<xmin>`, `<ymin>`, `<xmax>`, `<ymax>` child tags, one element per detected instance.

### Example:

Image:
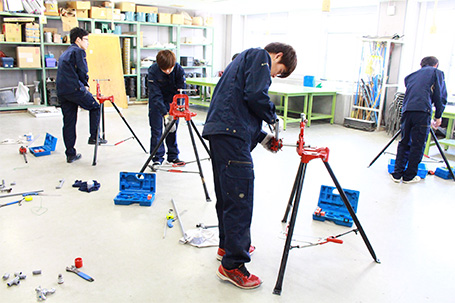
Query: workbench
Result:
<box><xmin>185</xmin><ymin>77</ymin><xmax>338</xmax><ymax>129</ymax></box>
<box><xmin>425</xmin><ymin>105</ymin><xmax>455</xmax><ymax>155</ymax></box>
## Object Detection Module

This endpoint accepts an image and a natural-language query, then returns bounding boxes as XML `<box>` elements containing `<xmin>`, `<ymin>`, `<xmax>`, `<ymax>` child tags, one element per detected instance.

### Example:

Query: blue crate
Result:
<box><xmin>313</xmin><ymin>185</ymin><xmax>359</xmax><ymax>227</ymax></box>
<box><xmin>114</xmin><ymin>172</ymin><xmax>156</xmax><ymax>206</ymax></box>
<box><xmin>388</xmin><ymin>159</ymin><xmax>427</xmax><ymax>179</ymax></box>
<box><xmin>29</xmin><ymin>133</ymin><xmax>57</xmax><ymax>157</ymax></box>
<box><xmin>434</xmin><ymin>166</ymin><xmax>455</xmax><ymax>180</ymax></box>
<box><xmin>2</xmin><ymin>57</ymin><xmax>14</xmax><ymax>68</ymax></box>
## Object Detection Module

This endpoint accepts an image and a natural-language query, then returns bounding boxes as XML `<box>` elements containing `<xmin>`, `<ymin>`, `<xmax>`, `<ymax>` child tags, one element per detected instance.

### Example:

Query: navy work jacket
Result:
<box><xmin>402</xmin><ymin>66</ymin><xmax>447</xmax><ymax>119</ymax></box>
<box><xmin>56</xmin><ymin>44</ymin><xmax>89</xmax><ymax>96</ymax></box>
<box><xmin>147</xmin><ymin>63</ymin><xmax>186</xmax><ymax>116</ymax></box>
<box><xmin>202</xmin><ymin>48</ymin><xmax>277</xmax><ymax>148</ymax></box>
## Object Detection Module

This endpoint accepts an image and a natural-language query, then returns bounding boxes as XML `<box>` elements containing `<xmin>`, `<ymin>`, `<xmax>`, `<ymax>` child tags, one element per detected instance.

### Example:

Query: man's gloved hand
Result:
<box><xmin>261</xmin><ymin>133</ymin><xmax>277</xmax><ymax>153</ymax></box>
<box><xmin>164</xmin><ymin>114</ymin><xmax>177</xmax><ymax>132</ymax></box>
<box><xmin>272</xmin><ymin>117</ymin><xmax>284</xmax><ymax>135</ymax></box>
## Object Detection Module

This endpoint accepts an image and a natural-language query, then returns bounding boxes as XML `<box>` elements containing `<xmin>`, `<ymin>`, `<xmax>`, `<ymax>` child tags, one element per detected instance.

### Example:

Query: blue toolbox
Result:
<box><xmin>313</xmin><ymin>185</ymin><xmax>359</xmax><ymax>227</ymax></box>
<box><xmin>29</xmin><ymin>133</ymin><xmax>57</xmax><ymax>157</ymax></box>
<box><xmin>388</xmin><ymin>159</ymin><xmax>428</xmax><ymax>179</ymax></box>
<box><xmin>114</xmin><ymin>172</ymin><xmax>156</xmax><ymax>206</ymax></box>
<box><xmin>434</xmin><ymin>166</ymin><xmax>455</xmax><ymax>180</ymax></box>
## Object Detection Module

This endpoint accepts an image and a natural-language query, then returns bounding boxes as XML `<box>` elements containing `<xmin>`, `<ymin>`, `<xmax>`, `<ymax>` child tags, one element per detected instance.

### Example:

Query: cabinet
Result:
<box><xmin>0</xmin><ymin>12</ymin><xmax>214</xmax><ymax>110</ymax></box>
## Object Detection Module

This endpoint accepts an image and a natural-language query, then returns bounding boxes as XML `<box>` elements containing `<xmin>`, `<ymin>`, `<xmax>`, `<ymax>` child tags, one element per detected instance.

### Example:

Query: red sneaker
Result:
<box><xmin>217</xmin><ymin>246</ymin><xmax>256</xmax><ymax>261</ymax></box>
<box><xmin>217</xmin><ymin>264</ymin><xmax>262</xmax><ymax>289</ymax></box>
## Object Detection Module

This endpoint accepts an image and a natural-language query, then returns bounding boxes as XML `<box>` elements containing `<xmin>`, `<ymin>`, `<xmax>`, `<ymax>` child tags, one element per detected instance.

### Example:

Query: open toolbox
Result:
<box><xmin>29</xmin><ymin>133</ymin><xmax>58</xmax><ymax>157</ymax></box>
<box><xmin>434</xmin><ymin>166</ymin><xmax>455</xmax><ymax>180</ymax></box>
<box><xmin>313</xmin><ymin>185</ymin><xmax>359</xmax><ymax>227</ymax></box>
<box><xmin>388</xmin><ymin>159</ymin><xmax>428</xmax><ymax>179</ymax></box>
<box><xmin>114</xmin><ymin>172</ymin><xmax>156</xmax><ymax>206</ymax></box>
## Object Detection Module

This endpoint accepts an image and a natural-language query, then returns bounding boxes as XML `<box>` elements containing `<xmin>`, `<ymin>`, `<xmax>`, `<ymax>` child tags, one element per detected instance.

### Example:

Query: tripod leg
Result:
<box><xmin>281</xmin><ymin>163</ymin><xmax>304</xmax><ymax>223</ymax></box>
<box><xmin>139</xmin><ymin>120</ymin><xmax>176</xmax><ymax>173</ymax></box>
<box><xmin>323</xmin><ymin>161</ymin><xmax>380</xmax><ymax>263</ymax></box>
<box><xmin>187</xmin><ymin>121</ymin><xmax>211</xmax><ymax>202</ymax></box>
<box><xmin>189</xmin><ymin>120</ymin><xmax>211</xmax><ymax>157</ymax></box>
<box><xmin>111</xmin><ymin>102</ymin><xmax>148</xmax><ymax>154</ymax></box>
<box><xmin>430</xmin><ymin>128</ymin><xmax>455</xmax><ymax>181</ymax></box>
<box><xmin>101</xmin><ymin>103</ymin><xmax>105</xmax><ymax>140</ymax></box>
<box><xmin>92</xmin><ymin>103</ymin><xmax>103</xmax><ymax>166</ymax></box>
<box><xmin>368</xmin><ymin>129</ymin><xmax>401</xmax><ymax>168</ymax></box>
<box><xmin>273</xmin><ymin>162</ymin><xmax>307</xmax><ymax>296</ymax></box>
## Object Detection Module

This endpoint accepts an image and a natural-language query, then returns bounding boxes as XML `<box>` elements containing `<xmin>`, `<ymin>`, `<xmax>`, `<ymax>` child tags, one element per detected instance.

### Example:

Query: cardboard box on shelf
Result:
<box><xmin>136</xmin><ymin>5</ymin><xmax>158</xmax><ymax>14</ymax></box>
<box><xmin>2</xmin><ymin>23</ymin><xmax>21</xmax><ymax>42</ymax></box>
<box><xmin>102</xmin><ymin>1</ymin><xmax>114</xmax><ymax>8</ymax></box>
<box><xmin>205</xmin><ymin>17</ymin><xmax>214</xmax><ymax>26</ymax></box>
<box><xmin>90</xmin><ymin>7</ymin><xmax>107</xmax><ymax>19</ymax></box>
<box><xmin>44</xmin><ymin>3</ymin><xmax>59</xmax><ymax>16</ymax></box>
<box><xmin>17</xmin><ymin>47</ymin><xmax>41</xmax><ymax>68</ymax></box>
<box><xmin>158</xmin><ymin>13</ymin><xmax>171</xmax><ymax>24</ymax></box>
<box><xmin>113</xmin><ymin>8</ymin><xmax>121</xmax><ymax>20</ymax></box>
<box><xmin>192</xmin><ymin>17</ymin><xmax>203</xmax><ymax>26</ymax></box>
<box><xmin>76</xmin><ymin>9</ymin><xmax>89</xmax><ymax>18</ymax></box>
<box><xmin>23</xmin><ymin>22</ymin><xmax>40</xmax><ymax>43</ymax></box>
<box><xmin>116</xmin><ymin>2</ymin><xmax>135</xmax><ymax>12</ymax></box>
<box><xmin>67</xmin><ymin>1</ymin><xmax>91</xmax><ymax>10</ymax></box>
<box><xmin>171</xmin><ymin>14</ymin><xmax>184</xmax><ymax>25</ymax></box>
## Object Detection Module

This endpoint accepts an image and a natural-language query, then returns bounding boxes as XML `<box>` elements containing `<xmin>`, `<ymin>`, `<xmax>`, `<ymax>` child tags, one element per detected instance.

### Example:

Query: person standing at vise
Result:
<box><xmin>391</xmin><ymin>56</ymin><xmax>447</xmax><ymax>184</ymax></box>
<box><xmin>202</xmin><ymin>42</ymin><xmax>297</xmax><ymax>289</ymax></box>
<box><xmin>147</xmin><ymin>50</ymin><xmax>186</xmax><ymax>170</ymax></box>
<box><xmin>57</xmin><ymin>27</ymin><xmax>106</xmax><ymax>164</ymax></box>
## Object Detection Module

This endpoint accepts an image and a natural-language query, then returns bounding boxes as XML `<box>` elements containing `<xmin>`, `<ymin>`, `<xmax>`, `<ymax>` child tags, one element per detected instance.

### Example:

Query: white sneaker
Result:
<box><xmin>403</xmin><ymin>176</ymin><xmax>421</xmax><ymax>184</ymax></box>
<box><xmin>148</xmin><ymin>161</ymin><xmax>161</xmax><ymax>172</ymax></box>
<box><xmin>389</xmin><ymin>174</ymin><xmax>401</xmax><ymax>183</ymax></box>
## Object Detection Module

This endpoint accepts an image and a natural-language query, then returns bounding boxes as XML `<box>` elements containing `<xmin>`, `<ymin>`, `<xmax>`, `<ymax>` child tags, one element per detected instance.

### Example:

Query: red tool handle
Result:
<box><xmin>326</xmin><ymin>237</ymin><xmax>343</xmax><ymax>244</ymax></box>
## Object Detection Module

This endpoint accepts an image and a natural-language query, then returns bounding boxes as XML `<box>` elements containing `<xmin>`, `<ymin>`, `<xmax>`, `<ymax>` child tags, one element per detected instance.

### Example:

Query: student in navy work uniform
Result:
<box><xmin>147</xmin><ymin>50</ymin><xmax>186</xmax><ymax>170</ymax></box>
<box><xmin>202</xmin><ymin>42</ymin><xmax>297</xmax><ymax>289</ymax></box>
<box><xmin>391</xmin><ymin>56</ymin><xmax>447</xmax><ymax>183</ymax></box>
<box><xmin>57</xmin><ymin>27</ymin><xmax>105</xmax><ymax>163</ymax></box>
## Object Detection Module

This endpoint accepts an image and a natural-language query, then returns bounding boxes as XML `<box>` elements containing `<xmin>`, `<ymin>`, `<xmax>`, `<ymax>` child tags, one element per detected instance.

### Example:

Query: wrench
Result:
<box><xmin>66</xmin><ymin>265</ymin><xmax>94</xmax><ymax>282</ymax></box>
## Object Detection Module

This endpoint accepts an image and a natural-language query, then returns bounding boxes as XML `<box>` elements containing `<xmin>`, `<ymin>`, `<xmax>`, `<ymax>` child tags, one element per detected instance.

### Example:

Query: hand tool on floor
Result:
<box><xmin>19</xmin><ymin>146</ymin><xmax>28</xmax><ymax>163</ymax></box>
<box><xmin>66</xmin><ymin>265</ymin><xmax>94</xmax><ymax>282</ymax></box>
<box><xmin>0</xmin><ymin>189</ymin><xmax>44</xmax><ymax>199</ymax></box>
<box><xmin>196</xmin><ymin>223</ymin><xmax>217</xmax><ymax>229</ymax></box>
<box><xmin>0</xmin><ymin>195</ymin><xmax>33</xmax><ymax>208</ymax></box>
<box><xmin>56</xmin><ymin>179</ymin><xmax>65</xmax><ymax>189</ymax></box>
<box><xmin>171</xmin><ymin>198</ymin><xmax>190</xmax><ymax>243</ymax></box>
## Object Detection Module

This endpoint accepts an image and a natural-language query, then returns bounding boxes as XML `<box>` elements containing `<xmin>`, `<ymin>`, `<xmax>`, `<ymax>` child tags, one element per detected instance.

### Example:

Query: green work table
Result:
<box><xmin>425</xmin><ymin>105</ymin><xmax>455</xmax><ymax>155</ymax></box>
<box><xmin>185</xmin><ymin>77</ymin><xmax>338</xmax><ymax>129</ymax></box>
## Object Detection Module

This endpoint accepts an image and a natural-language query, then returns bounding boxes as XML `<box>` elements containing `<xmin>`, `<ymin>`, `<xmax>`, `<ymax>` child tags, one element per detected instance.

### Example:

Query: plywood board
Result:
<box><xmin>86</xmin><ymin>34</ymin><xmax>127</xmax><ymax>108</ymax></box>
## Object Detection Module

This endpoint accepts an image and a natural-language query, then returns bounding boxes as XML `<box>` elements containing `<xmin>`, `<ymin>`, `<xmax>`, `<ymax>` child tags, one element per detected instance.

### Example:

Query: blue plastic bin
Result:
<box><xmin>434</xmin><ymin>166</ymin><xmax>455</xmax><ymax>180</ymax></box>
<box><xmin>303</xmin><ymin>75</ymin><xmax>315</xmax><ymax>87</ymax></box>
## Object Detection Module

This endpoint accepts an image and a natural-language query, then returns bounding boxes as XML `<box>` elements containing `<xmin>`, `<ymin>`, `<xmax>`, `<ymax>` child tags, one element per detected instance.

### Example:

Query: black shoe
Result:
<box><xmin>67</xmin><ymin>153</ymin><xmax>82</xmax><ymax>163</ymax></box>
<box><xmin>167</xmin><ymin>158</ymin><xmax>185</xmax><ymax>166</ymax></box>
<box><xmin>88</xmin><ymin>137</ymin><xmax>108</xmax><ymax>145</ymax></box>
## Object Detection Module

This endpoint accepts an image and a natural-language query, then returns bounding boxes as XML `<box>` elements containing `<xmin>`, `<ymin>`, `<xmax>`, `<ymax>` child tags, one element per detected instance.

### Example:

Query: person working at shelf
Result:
<box><xmin>147</xmin><ymin>50</ymin><xmax>186</xmax><ymax>170</ymax></box>
<box><xmin>202</xmin><ymin>42</ymin><xmax>297</xmax><ymax>289</ymax></box>
<box><xmin>56</xmin><ymin>27</ymin><xmax>106</xmax><ymax>163</ymax></box>
<box><xmin>390</xmin><ymin>56</ymin><xmax>447</xmax><ymax>183</ymax></box>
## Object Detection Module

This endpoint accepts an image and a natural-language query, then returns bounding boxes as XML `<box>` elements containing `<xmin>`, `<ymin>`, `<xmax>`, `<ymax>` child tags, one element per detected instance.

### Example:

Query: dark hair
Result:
<box><xmin>420</xmin><ymin>56</ymin><xmax>439</xmax><ymax>68</ymax></box>
<box><xmin>156</xmin><ymin>50</ymin><xmax>176</xmax><ymax>70</ymax></box>
<box><xmin>70</xmin><ymin>27</ymin><xmax>89</xmax><ymax>44</ymax></box>
<box><xmin>264</xmin><ymin>42</ymin><xmax>297</xmax><ymax>78</ymax></box>
<box><xmin>232</xmin><ymin>53</ymin><xmax>239</xmax><ymax>61</ymax></box>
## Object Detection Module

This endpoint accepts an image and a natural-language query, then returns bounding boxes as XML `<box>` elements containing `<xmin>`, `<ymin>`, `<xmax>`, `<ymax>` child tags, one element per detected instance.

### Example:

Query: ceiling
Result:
<box><xmin>123</xmin><ymin>0</ymin><xmax>384</xmax><ymax>14</ymax></box>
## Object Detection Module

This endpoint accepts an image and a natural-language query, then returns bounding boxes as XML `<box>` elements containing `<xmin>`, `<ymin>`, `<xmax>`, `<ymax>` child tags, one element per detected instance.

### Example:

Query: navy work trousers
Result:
<box><xmin>59</xmin><ymin>90</ymin><xmax>100</xmax><ymax>157</ymax></box>
<box><xmin>148</xmin><ymin>106</ymin><xmax>179</xmax><ymax>163</ymax></box>
<box><xmin>393</xmin><ymin>111</ymin><xmax>431</xmax><ymax>181</ymax></box>
<box><xmin>208</xmin><ymin>135</ymin><xmax>254</xmax><ymax>270</ymax></box>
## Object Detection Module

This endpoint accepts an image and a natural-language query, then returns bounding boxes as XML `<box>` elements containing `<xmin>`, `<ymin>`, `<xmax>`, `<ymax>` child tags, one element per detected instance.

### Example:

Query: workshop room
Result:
<box><xmin>1</xmin><ymin>0</ymin><xmax>454</xmax><ymax>301</ymax></box>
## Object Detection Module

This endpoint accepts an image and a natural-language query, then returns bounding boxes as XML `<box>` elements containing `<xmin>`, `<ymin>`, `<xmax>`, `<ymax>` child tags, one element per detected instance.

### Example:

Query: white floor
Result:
<box><xmin>0</xmin><ymin>104</ymin><xmax>454</xmax><ymax>303</ymax></box>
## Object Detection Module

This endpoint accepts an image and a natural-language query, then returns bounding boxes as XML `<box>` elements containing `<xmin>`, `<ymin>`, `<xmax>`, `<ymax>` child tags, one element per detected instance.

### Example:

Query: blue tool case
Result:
<box><xmin>313</xmin><ymin>185</ymin><xmax>359</xmax><ymax>227</ymax></box>
<box><xmin>29</xmin><ymin>133</ymin><xmax>57</xmax><ymax>157</ymax></box>
<box><xmin>434</xmin><ymin>166</ymin><xmax>455</xmax><ymax>180</ymax></box>
<box><xmin>114</xmin><ymin>172</ymin><xmax>156</xmax><ymax>206</ymax></box>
